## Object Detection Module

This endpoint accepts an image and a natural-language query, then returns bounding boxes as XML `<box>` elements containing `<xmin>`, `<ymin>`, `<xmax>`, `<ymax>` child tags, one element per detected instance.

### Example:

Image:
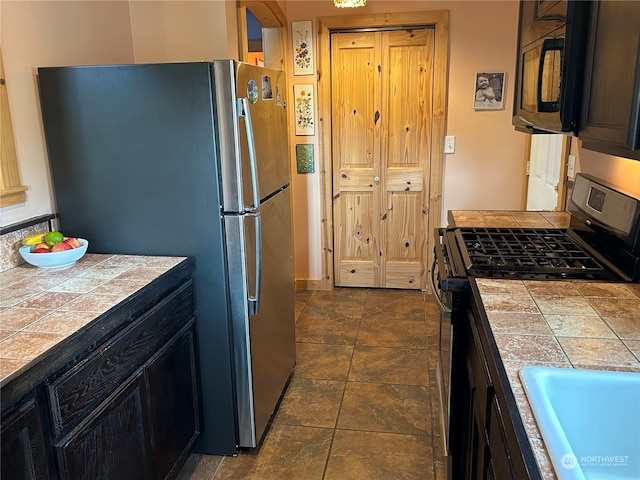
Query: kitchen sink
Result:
<box><xmin>519</xmin><ymin>366</ymin><xmax>640</xmax><ymax>480</ymax></box>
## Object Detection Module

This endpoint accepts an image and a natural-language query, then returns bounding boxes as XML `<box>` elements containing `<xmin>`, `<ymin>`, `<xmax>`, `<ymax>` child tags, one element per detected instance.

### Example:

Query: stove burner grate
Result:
<box><xmin>457</xmin><ymin>228</ymin><xmax>610</xmax><ymax>278</ymax></box>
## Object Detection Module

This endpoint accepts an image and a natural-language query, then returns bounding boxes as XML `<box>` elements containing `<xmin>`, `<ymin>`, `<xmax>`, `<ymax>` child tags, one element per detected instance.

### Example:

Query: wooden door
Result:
<box><xmin>332</xmin><ymin>29</ymin><xmax>433</xmax><ymax>289</ymax></box>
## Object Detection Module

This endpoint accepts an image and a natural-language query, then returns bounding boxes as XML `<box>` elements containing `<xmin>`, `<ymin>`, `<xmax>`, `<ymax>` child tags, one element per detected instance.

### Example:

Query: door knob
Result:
<box><xmin>374</xmin><ymin>176</ymin><xmax>380</xmax><ymax>183</ymax></box>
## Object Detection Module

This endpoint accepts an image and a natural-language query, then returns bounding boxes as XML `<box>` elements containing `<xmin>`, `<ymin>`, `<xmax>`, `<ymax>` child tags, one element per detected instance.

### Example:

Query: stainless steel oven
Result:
<box><xmin>431</xmin><ymin>173</ymin><xmax>640</xmax><ymax>478</ymax></box>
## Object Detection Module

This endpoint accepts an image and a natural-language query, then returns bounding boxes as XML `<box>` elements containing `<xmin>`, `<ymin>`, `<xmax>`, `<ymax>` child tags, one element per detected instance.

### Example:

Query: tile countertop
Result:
<box><xmin>474</xmin><ymin>278</ymin><xmax>640</xmax><ymax>480</ymax></box>
<box><xmin>0</xmin><ymin>253</ymin><xmax>188</xmax><ymax>384</ymax></box>
<box><xmin>449</xmin><ymin>210</ymin><xmax>571</xmax><ymax>229</ymax></box>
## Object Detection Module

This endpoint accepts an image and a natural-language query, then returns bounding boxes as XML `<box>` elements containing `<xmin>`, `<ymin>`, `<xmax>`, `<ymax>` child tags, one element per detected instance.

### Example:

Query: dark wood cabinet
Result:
<box><xmin>455</xmin><ymin>293</ymin><xmax>542</xmax><ymax>480</ymax></box>
<box><xmin>1</xmin><ymin>258</ymin><xmax>199</xmax><ymax>480</ymax></box>
<box><xmin>579</xmin><ymin>0</ymin><xmax>640</xmax><ymax>160</ymax></box>
<box><xmin>55</xmin><ymin>372</ymin><xmax>151</xmax><ymax>480</ymax></box>
<box><xmin>1</xmin><ymin>395</ymin><xmax>53</xmax><ymax>480</ymax></box>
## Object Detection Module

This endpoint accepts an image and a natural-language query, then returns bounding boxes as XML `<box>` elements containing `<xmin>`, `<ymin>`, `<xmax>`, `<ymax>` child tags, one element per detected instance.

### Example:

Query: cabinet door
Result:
<box><xmin>580</xmin><ymin>0</ymin><xmax>640</xmax><ymax>160</ymax></box>
<box><xmin>55</xmin><ymin>372</ymin><xmax>151</xmax><ymax>480</ymax></box>
<box><xmin>145</xmin><ymin>320</ymin><xmax>200</xmax><ymax>480</ymax></box>
<box><xmin>1</xmin><ymin>397</ymin><xmax>52</xmax><ymax>480</ymax></box>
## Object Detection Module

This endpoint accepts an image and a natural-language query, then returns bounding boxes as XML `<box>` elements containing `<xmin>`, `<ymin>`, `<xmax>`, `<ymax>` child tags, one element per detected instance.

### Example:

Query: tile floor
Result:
<box><xmin>176</xmin><ymin>288</ymin><xmax>447</xmax><ymax>480</ymax></box>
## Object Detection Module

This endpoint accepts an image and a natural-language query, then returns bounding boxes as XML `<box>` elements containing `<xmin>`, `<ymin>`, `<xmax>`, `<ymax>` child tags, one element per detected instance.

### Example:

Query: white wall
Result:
<box><xmin>129</xmin><ymin>0</ymin><xmax>238</xmax><ymax>63</ymax></box>
<box><xmin>0</xmin><ymin>0</ymin><xmax>135</xmax><ymax>227</ymax></box>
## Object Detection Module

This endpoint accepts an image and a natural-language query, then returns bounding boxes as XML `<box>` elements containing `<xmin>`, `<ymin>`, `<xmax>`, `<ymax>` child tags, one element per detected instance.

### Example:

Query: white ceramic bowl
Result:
<box><xmin>19</xmin><ymin>238</ymin><xmax>89</xmax><ymax>269</ymax></box>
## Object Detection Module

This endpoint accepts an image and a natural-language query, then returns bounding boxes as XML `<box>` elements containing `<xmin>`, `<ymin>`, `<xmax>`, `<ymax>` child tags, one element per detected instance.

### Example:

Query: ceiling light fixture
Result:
<box><xmin>333</xmin><ymin>0</ymin><xmax>367</xmax><ymax>8</ymax></box>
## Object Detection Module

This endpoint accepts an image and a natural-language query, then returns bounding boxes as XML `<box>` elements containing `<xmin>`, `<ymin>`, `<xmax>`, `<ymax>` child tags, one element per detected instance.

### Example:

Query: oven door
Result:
<box><xmin>431</xmin><ymin>231</ymin><xmax>453</xmax><ymax>455</ymax></box>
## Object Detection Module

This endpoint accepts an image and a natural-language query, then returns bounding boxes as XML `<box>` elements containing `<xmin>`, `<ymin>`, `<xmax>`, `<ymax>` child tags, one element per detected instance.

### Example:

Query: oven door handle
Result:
<box><xmin>430</xmin><ymin>257</ymin><xmax>452</xmax><ymax>317</ymax></box>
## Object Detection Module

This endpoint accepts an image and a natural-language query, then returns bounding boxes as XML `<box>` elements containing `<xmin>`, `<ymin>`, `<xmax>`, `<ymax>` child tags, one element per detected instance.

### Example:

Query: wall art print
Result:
<box><xmin>295</xmin><ymin>144</ymin><xmax>315</xmax><ymax>174</ymax></box>
<box><xmin>294</xmin><ymin>84</ymin><xmax>315</xmax><ymax>136</ymax></box>
<box><xmin>473</xmin><ymin>71</ymin><xmax>505</xmax><ymax>111</ymax></box>
<box><xmin>292</xmin><ymin>20</ymin><xmax>314</xmax><ymax>76</ymax></box>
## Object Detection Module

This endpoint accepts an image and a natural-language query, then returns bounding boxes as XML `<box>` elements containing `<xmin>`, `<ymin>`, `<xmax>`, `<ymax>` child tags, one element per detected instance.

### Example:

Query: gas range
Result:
<box><xmin>430</xmin><ymin>173</ymin><xmax>640</xmax><ymax>473</ymax></box>
<box><xmin>437</xmin><ymin>173</ymin><xmax>640</xmax><ymax>289</ymax></box>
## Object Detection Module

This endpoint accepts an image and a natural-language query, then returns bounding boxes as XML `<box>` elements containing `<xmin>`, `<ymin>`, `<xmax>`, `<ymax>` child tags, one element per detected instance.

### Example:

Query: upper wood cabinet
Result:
<box><xmin>579</xmin><ymin>0</ymin><xmax>640</xmax><ymax>160</ymax></box>
<box><xmin>0</xmin><ymin>47</ymin><xmax>28</xmax><ymax>207</ymax></box>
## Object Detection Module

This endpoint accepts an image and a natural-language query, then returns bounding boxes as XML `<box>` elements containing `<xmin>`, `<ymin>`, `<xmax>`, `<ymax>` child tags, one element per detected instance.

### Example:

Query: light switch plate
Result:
<box><xmin>567</xmin><ymin>154</ymin><xmax>576</xmax><ymax>179</ymax></box>
<box><xmin>444</xmin><ymin>135</ymin><xmax>455</xmax><ymax>154</ymax></box>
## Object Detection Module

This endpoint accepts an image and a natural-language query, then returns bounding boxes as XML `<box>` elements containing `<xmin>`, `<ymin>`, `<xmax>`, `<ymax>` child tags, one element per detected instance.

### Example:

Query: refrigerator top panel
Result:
<box><xmin>211</xmin><ymin>60</ymin><xmax>289</xmax><ymax>213</ymax></box>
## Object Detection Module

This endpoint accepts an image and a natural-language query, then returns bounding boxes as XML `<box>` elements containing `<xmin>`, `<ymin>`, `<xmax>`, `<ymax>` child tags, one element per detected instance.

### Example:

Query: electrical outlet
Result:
<box><xmin>567</xmin><ymin>154</ymin><xmax>576</xmax><ymax>179</ymax></box>
<box><xmin>444</xmin><ymin>135</ymin><xmax>455</xmax><ymax>154</ymax></box>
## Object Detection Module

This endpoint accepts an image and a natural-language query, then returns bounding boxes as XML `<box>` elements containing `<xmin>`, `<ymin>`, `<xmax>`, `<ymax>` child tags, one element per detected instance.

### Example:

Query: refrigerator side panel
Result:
<box><xmin>37</xmin><ymin>63</ymin><xmax>239</xmax><ymax>455</ymax></box>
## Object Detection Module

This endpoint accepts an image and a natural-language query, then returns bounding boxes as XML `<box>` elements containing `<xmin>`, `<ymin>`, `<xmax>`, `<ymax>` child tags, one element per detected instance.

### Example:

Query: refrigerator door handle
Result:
<box><xmin>247</xmin><ymin>211</ymin><xmax>262</xmax><ymax>315</ymax></box>
<box><xmin>237</xmin><ymin>97</ymin><xmax>260</xmax><ymax>213</ymax></box>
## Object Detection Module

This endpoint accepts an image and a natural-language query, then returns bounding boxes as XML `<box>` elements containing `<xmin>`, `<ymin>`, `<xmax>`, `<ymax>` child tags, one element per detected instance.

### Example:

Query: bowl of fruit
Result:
<box><xmin>19</xmin><ymin>231</ymin><xmax>89</xmax><ymax>269</ymax></box>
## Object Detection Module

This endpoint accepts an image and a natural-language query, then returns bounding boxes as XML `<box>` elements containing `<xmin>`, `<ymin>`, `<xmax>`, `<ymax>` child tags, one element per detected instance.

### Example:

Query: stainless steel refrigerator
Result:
<box><xmin>37</xmin><ymin>60</ymin><xmax>296</xmax><ymax>455</ymax></box>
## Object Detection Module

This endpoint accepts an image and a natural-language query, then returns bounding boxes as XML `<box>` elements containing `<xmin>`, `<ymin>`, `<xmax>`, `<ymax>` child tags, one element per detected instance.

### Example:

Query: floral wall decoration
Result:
<box><xmin>292</xmin><ymin>20</ymin><xmax>314</xmax><ymax>76</ymax></box>
<box><xmin>294</xmin><ymin>84</ymin><xmax>315</xmax><ymax>136</ymax></box>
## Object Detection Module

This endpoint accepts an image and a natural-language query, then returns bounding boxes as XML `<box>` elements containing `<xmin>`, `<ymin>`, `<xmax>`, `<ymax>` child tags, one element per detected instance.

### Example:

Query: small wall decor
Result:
<box><xmin>292</xmin><ymin>20</ymin><xmax>314</xmax><ymax>76</ymax></box>
<box><xmin>294</xmin><ymin>84</ymin><xmax>315</xmax><ymax>136</ymax></box>
<box><xmin>295</xmin><ymin>144</ymin><xmax>315</xmax><ymax>173</ymax></box>
<box><xmin>473</xmin><ymin>72</ymin><xmax>505</xmax><ymax>111</ymax></box>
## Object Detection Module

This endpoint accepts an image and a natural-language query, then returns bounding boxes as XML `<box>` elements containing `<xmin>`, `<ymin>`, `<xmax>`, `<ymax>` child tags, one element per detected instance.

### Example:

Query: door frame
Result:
<box><xmin>317</xmin><ymin>11</ymin><xmax>449</xmax><ymax>291</ymax></box>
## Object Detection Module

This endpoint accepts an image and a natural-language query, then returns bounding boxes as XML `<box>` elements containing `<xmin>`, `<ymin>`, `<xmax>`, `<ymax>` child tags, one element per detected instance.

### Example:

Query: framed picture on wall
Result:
<box><xmin>292</xmin><ymin>20</ymin><xmax>314</xmax><ymax>76</ymax></box>
<box><xmin>294</xmin><ymin>84</ymin><xmax>315</xmax><ymax>136</ymax></box>
<box><xmin>473</xmin><ymin>72</ymin><xmax>505</xmax><ymax>110</ymax></box>
<box><xmin>295</xmin><ymin>144</ymin><xmax>315</xmax><ymax>173</ymax></box>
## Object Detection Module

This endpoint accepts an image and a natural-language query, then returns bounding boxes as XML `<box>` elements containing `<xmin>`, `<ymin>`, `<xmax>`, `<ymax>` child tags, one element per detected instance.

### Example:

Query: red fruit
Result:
<box><xmin>63</xmin><ymin>238</ymin><xmax>82</xmax><ymax>249</ymax></box>
<box><xmin>51</xmin><ymin>242</ymin><xmax>73</xmax><ymax>252</ymax></box>
<box><xmin>32</xmin><ymin>247</ymin><xmax>51</xmax><ymax>253</ymax></box>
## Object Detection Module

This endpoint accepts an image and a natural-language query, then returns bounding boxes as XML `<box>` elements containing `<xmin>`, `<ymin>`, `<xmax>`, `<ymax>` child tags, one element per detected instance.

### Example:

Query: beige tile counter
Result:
<box><xmin>449</xmin><ymin>210</ymin><xmax>571</xmax><ymax>229</ymax></box>
<box><xmin>474</xmin><ymin>278</ymin><xmax>640</xmax><ymax>479</ymax></box>
<box><xmin>0</xmin><ymin>253</ymin><xmax>188</xmax><ymax>384</ymax></box>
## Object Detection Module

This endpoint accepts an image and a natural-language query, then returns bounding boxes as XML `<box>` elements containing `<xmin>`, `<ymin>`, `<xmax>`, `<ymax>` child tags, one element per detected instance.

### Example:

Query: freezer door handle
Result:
<box><xmin>238</xmin><ymin>97</ymin><xmax>260</xmax><ymax>212</ymax></box>
<box><xmin>247</xmin><ymin>211</ymin><xmax>262</xmax><ymax>315</ymax></box>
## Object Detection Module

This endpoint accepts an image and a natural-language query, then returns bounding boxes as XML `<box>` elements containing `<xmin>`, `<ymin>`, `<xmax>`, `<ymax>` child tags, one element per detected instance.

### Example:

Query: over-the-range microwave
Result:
<box><xmin>512</xmin><ymin>0</ymin><xmax>590</xmax><ymax>135</ymax></box>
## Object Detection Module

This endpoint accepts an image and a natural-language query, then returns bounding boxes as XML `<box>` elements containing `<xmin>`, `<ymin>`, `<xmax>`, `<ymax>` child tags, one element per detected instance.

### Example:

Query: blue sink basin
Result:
<box><xmin>520</xmin><ymin>366</ymin><xmax>640</xmax><ymax>480</ymax></box>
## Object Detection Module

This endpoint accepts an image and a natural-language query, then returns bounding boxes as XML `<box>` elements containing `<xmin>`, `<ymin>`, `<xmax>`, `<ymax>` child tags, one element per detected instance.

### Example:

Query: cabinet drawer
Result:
<box><xmin>47</xmin><ymin>281</ymin><xmax>194</xmax><ymax>436</ymax></box>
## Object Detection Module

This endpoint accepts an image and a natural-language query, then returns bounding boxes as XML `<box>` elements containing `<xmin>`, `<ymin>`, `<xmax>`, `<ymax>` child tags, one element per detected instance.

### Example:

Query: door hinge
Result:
<box><xmin>526</xmin><ymin>160</ymin><xmax>530</xmax><ymax>176</ymax></box>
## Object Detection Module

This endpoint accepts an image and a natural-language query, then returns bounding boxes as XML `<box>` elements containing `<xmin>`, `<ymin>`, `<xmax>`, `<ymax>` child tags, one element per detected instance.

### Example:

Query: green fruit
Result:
<box><xmin>45</xmin><ymin>231</ymin><xmax>64</xmax><ymax>246</ymax></box>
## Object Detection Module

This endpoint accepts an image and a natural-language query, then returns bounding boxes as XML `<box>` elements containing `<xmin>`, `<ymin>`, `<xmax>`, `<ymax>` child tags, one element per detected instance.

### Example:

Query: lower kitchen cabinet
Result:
<box><xmin>55</xmin><ymin>371</ymin><xmax>151</xmax><ymax>480</ymax></box>
<box><xmin>1</xmin><ymin>258</ymin><xmax>200</xmax><ymax>480</ymax></box>
<box><xmin>1</xmin><ymin>394</ymin><xmax>54</xmax><ymax>480</ymax></box>
<box><xmin>455</xmin><ymin>296</ymin><xmax>541</xmax><ymax>480</ymax></box>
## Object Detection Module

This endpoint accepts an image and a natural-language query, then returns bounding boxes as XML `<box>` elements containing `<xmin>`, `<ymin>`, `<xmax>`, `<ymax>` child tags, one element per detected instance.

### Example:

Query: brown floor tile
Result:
<box><xmin>348</xmin><ymin>345</ymin><xmax>429</xmax><ymax>385</ymax></box>
<box><xmin>301</xmin><ymin>289</ymin><xmax>367</xmax><ymax>319</ymax></box>
<box><xmin>363</xmin><ymin>289</ymin><xmax>426</xmax><ymax>321</ymax></box>
<box><xmin>294</xmin><ymin>290</ymin><xmax>313</xmax><ymax>321</ymax></box>
<box><xmin>324</xmin><ymin>430</ymin><xmax>432</xmax><ymax>480</ymax></box>
<box><xmin>275</xmin><ymin>376</ymin><xmax>344</xmax><ymax>428</ymax></box>
<box><xmin>213</xmin><ymin>424</ymin><xmax>333</xmax><ymax>480</ymax></box>
<box><xmin>337</xmin><ymin>382</ymin><xmax>430</xmax><ymax>435</ymax></box>
<box><xmin>178</xmin><ymin>288</ymin><xmax>442</xmax><ymax>480</ymax></box>
<box><xmin>175</xmin><ymin>453</ymin><xmax>222</xmax><ymax>480</ymax></box>
<box><xmin>294</xmin><ymin>343</ymin><xmax>353</xmax><ymax>380</ymax></box>
<box><xmin>296</xmin><ymin>314</ymin><xmax>359</xmax><ymax>345</ymax></box>
<box><xmin>357</xmin><ymin>317</ymin><xmax>427</xmax><ymax>348</ymax></box>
